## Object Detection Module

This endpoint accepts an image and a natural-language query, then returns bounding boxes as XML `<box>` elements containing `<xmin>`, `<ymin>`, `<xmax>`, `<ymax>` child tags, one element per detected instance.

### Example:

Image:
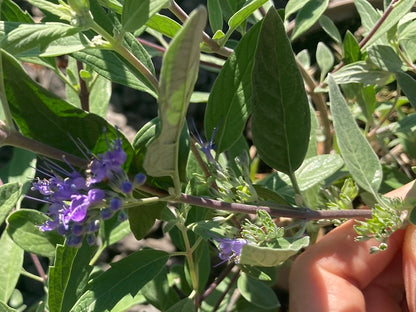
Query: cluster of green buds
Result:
<box><xmin>354</xmin><ymin>196</ymin><xmax>408</xmax><ymax>253</ymax></box>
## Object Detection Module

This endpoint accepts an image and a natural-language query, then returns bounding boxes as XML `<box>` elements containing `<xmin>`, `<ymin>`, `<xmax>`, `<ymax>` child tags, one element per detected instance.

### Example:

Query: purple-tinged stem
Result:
<box><xmin>0</xmin><ymin>127</ymin><xmax>88</xmax><ymax>168</ymax></box>
<box><xmin>212</xmin><ymin>268</ymin><xmax>240</xmax><ymax>311</ymax></box>
<box><xmin>332</xmin><ymin>0</ymin><xmax>401</xmax><ymax>73</ymax></box>
<box><xmin>137</xmin><ymin>38</ymin><xmax>223</xmax><ymax>71</ymax></box>
<box><xmin>30</xmin><ymin>253</ymin><xmax>47</xmax><ymax>283</ymax></box>
<box><xmin>169</xmin><ymin>1</ymin><xmax>233</xmax><ymax>58</ymax></box>
<box><xmin>198</xmin><ymin>263</ymin><xmax>234</xmax><ymax>307</ymax></box>
<box><xmin>138</xmin><ymin>184</ymin><xmax>373</xmax><ymax>220</ymax></box>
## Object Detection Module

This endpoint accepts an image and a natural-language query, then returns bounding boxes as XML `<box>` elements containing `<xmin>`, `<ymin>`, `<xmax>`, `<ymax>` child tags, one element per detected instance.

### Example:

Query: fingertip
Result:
<box><xmin>403</xmin><ymin>223</ymin><xmax>416</xmax><ymax>311</ymax></box>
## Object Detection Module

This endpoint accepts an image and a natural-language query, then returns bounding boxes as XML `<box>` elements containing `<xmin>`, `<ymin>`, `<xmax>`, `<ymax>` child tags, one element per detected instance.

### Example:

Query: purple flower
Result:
<box><xmin>88</xmin><ymin>138</ymin><xmax>126</xmax><ymax>185</ymax></box>
<box><xmin>31</xmin><ymin>130</ymin><xmax>137</xmax><ymax>248</ymax></box>
<box><xmin>216</xmin><ymin>238</ymin><xmax>248</xmax><ymax>264</ymax></box>
<box><xmin>191</xmin><ymin>120</ymin><xmax>218</xmax><ymax>163</ymax></box>
<box><xmin>69</xmin><ymin>189</ymin><xmax>105</xmax><ymax>222</ymax></box>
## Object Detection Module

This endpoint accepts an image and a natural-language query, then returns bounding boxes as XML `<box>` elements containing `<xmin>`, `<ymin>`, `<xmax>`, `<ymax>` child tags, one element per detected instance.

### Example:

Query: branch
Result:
<box><xmin>138</xmin><ymin>184</ymin><xmax>373</xmax><ymax>220</ymax></box>
<box><xmin>0</xmin><ymin>126</ymin><xmax>88</xmax><ymax>168</ymax></box>
<box><xmin>169</xmin><ymin>1</ymin><xmax>233</xmax><ymax>58</ymax></box>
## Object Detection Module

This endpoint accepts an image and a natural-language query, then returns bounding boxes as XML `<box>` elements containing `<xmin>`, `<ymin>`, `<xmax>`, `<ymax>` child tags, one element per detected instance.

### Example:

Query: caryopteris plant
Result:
<box><xmin>1</xmin><ymin>0</ymin><xmax>416</xmax><ymax>310</ymax></box>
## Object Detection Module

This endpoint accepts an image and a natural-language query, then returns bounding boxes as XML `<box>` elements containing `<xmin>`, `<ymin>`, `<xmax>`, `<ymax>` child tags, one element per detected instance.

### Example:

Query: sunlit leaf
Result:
<box><xmin>251</xmin><ymin>8</ymin><xmax>310</xmax><ymax>175</ymax></box>
<box><xmin>143</xmin><ymin>7</ymin><xmax>206</xmax><ymax>191</ymax></box>
<box><xmin>328</xmin><ymin>75</ymin><xmax>382</xmax><ymax>194</ymax></box>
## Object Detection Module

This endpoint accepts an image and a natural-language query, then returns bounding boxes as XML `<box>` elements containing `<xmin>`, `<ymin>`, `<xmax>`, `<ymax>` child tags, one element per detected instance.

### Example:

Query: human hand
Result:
<box><xmin>289</xmin><ymin>181</ymin><xmax>416</xmax><ymax>312</ymax></box>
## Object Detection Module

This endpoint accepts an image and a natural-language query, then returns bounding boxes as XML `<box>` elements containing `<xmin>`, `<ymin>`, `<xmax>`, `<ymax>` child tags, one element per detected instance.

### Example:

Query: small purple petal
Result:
<box><xmin>88</xmin><ymin>189</ymin><xmax>105</xmax><ymax>203</ymax></box>
<box><xmin>110</xmin><ymin>197</ymin><xmax>122</xmax><ymax>211</ymax></box>
<box><xmin>67</xmin><ymin>235</ymin><xmax>83</xmax><ymax>247</ymax></box>
<box><xmin>71</xmin><ymin>223</ymin><xmax>84</xmax><ymax>236</ymax></box>
<box><xmin>86</xmin><ymin>234</ymin><xmax>97</xmax><ymax>245</ymax></box>
<box><xmin>70</xmin><ymin>194</ymin><xmax>90</xmax><ymax>222</ymax></box>
<box><xmin>216</xmin><ymin>238</ymin><xmax>248</xmax><ymax>263</ymax></box>
<box><xmin>101</xmin><ymin>208</ymin><xmax>114</xmax><ymax>220</ymax></box>
<box><xmin>121</xmin><ymin>181</ymin><xmax>133</xmax><ymax>193</ymax></box>
<box><xmin>134</xmin><ymin>173</ymin><xmax>146</xmax><ymax>185</ymax></box>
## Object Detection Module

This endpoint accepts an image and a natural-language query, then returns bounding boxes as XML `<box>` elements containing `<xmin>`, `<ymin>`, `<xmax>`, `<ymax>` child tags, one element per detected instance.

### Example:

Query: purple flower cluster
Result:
<box><xmin>32</xmin><ymin>136</ymin><xmax>146</xmax><ymax>247</ymax></box>
<box><xmin>216</xmin><ymin>238</ymin><xmax>248</xmax><ymax>265</ymax></box>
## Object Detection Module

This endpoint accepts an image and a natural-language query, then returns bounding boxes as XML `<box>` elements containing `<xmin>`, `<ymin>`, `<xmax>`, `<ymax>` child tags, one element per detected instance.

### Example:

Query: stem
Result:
<box><xmin>90</xmin><ymin>246</ymin><xmax>104</xmax><ymax>266</ymax></box>
<box><xmin>367</xmin><ymin>89</ymin><xmax>400</xmax><ymax>138</ymax></box>
<box><xmin>20</xmin><ymin>269</ymin><xmax>45</xmax><ymax>284</ymax></box>
<box><xmin>212</xmin><ymin>268</ymin><xmax>240</xmax><ymax>311</ymax></box>
<box><xmin>76</xmin><ymin>61</ymin><xmax>90</xmax><ymax>111</ymax></box>
<box><xmin>0</xmin><ymin>127</ymin><xmax>88</xmax><ymax>168</ymax></box>
<box><xmin>88</xmin><ymin>20</ymin><xmax>159</xmax><ymax>92</ymax></box>
<box><xmin>288</xmin><ymin>171</ymin><xmax>302</xmax><ymax>198</ymax></box>
<box><xmin>169</xmin><ymin>0</ymin><xmax>233</xmax><ymax>58</ymax></box>
<box><xmin>137</xmin><ymin>37</ymin><xmax>224</xmax><ymax>71</ymax></box>
<box><xmin>178</xmin><ymin>222</ymin><xmax>200</xmax><ymax>301</ymax></box>
<box><xmin>139</xmin><ymin>184</ymin><xmax>373</xmax><ymax>220</ymax></box>
<box><xmin>30</xmin><ymin>253</ymin><xmax>47</xmax><ymax>283</ymax></box>
<box><xmin>198</xmin><ymin>263</ymin><xmax>234</xmax><ymax>307</ymax></box>
<box><xmin>358</xmin><ymin>0</ymin><xmax>400</xmax><ymax>49</ymax></box>
<box><xmin>296</xmin><ymin>58</ymin><xmax>331</xmax><ymax>153</ymax></box>
<box><xmin>332</xmin><ymin>0</ymin><xmax>401</xmax><ymax>73</ymax></box>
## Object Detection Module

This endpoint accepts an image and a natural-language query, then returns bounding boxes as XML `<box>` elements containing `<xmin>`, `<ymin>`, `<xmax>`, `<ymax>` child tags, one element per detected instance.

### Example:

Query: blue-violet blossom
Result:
<box><xmin>32</xmin><ymin>136</ymin><xmax>145</xmax><ymax>247</ymax></box>
<box><xmin>216</xmin><ymin>238</ymin><xmax>248</xmax><ymax>264</ymax></box>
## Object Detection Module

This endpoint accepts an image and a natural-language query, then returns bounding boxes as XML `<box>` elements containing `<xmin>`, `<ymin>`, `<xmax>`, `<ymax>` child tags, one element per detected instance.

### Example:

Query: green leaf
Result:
<box><xmin>285</xmin><ymin>0</ymin><xmax>307</xmax><ymax>19</ymax></box>
<box><xmin>227</xmin><ymin>0</ymin><xmax>267</xmax><ymax>31</ymax></box>
<box><xmin>141</xmin><ymin>269</ymin><xmax>180</xmax><ymax>311</ymax></box>
<box><xmin>361</xmin><ymin>0</ymin><xmax>415</xmax><ymax>49</ymax></box>
<box><xmin>207</xmin><ymin>0</ymin><xmax>223</xmax><ymax>32</ymax></box>
<box><xmin>1</xmin><ymin>0</ymin><xmax>34</xmax><ymax>23</ymax></box>
<box><xmin>0</xmin><ymin>148</ymin><xmax>36</xmax><ymax>194</ymax></box>
<box><xmin>0</xmin><ymin>231</ymin><xmax>23</xmax><ymax>303</ymax></box>
<box><xmin>24</xmin><ymin>0</ymin><xmax>73</xmax><ymax>21</ymax></box>
<box><xmin>145</xmin><ymin>14</ymin><xmax>182</xmax><ymax>38</ymax></box>
<box><xmin>291</xmin><ymin>0</ymin><xmax>329</xmax><ymax>41</ymax></box>
<box><xmin>319</xmin><ymin>15</ymin><xmax>342</xmax><ymax>44</ymax></box>
<box><xmin>237</xmin><ymin>273</ymin><xmax>280</xmax><ymax>310</ymax></box>
<box><xmin>89</xmin><ymin>74</ymin><xmax>111</xmax><ymax>118</ymax></box>
<box><xmin>1</xmin><ymin>22</ymin><xmax>80</xmax><ymax>55</ymax></box>
<box><xmin>0</xmin><ymin>301</ymin><xmax>17</xmax><ymax>312</ymax></box>
<box><xmin>100</xmin><ymin>216</ymin><xmax>131</xmax><ymax>246</ymax></box>
<box><xmin>188</xmin><ymin>219</ymin><xmax>234</xmax><ymax>240</ymax></box>
<box><xmin>295</xmin><ymin>154</ymin><xmax>344</xmax><ymax>191</ymax></box>
<box><xmin>128</xmin><ymin>202</ymin><xmax>165</xmax><ymax>240</ymax></box>
<box><xmin>49</xmin><ymin>243</ymin><xmax>96</xmax><ymax>312</ymax></box>
<box><xmin>343</xmin><ymin>30</ymin><xmax>361</xmax><ymax>64</ymax></box>
<box><xmin>35</xmin><ymin>33</ymin><xmax>91</xmax><ymax>57</ymax></box>
<box><xmin>166</xmin><ymin>298</ymin><xmax>194</xmax><ymax>312</ymax></box>
<box><xmin>368</xmin><ymin>45</ymin><xmax>403</xmax><ymax>72</ymax></box>
<box><xmin>396</xmin><ymin>71</ymin><xmax>416</xmax><ymax>109</ymax></box>
<box><xmin>204</xmin><ymin>21</ymin><xmax>261</xmax><ymax>153</ymax></box>
<box><xmin>70</xmin><ymin>250</ymin><xmax>169</xmax><ymax>312</ymax></box>
<box><xmin>72</xmin><ymin>49</ymin><xmax>157</xmax><ymax>98</ymax></box>
<box><xmin>121</xmin><ymin>0</ymin><xmax>169</xmax><ymax>32</ymax></box>
<box><xmin>328</xmin><ymin>75</ymin><xmax>382</xmax><ymax>194</ymax></box>
<box><xmin>0</xmin><ymin>183</ymin><xmax>21</xmax><ymax>225</ymax></box>
<box><xmin>6</xmin><ymin>209</ymin><xmax>63</xmax><ymax>257</ymax></box>
<box><xmin>316</xmin><ymin>42</ymin><xmax>334</xmax><ymax>81</ymax></box>
<box><xmin>2</xmin><ymin>50</ymin><xmax>134</xmax><ymax>159</ymax></box>
<box><xmin>251</xmin><ymin>8</ymin><xmax>310</xmax><ymax>175</ymax></box>
<box><xmin>331</xmin><ymin>61</ymin><xmax>393</xmax><ymax>86</ymax></box>
<box><xmin>143</xmin><ymin>7</ymin><xmax>206</xmax><ymax>191</ymax></box>
<box><xmin>355</xmin><ymin>0</ymin><xmax>381</xmax><ymax>34</ymax></box>
<box><xmin>239</xmin><ymin>236</ymin><xmax>310</xmax><ymax>267</ymax></box>
<box><xmin>305</xmin><ymin>104</ymin><xmax>319</xmax><ymax>158</ymax></box>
